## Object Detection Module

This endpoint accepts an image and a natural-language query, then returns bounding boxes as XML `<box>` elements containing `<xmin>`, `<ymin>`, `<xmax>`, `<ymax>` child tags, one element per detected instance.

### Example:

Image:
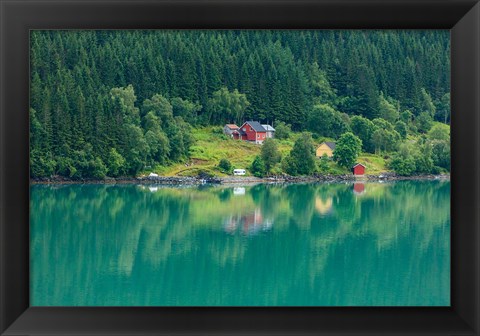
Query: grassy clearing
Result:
<box><xmin>146</xmin><ymin>127</ymin><xmax>262</xmax><ymax>177</ymax></box>
<box><xmin>357</xmin><ymin>153</ymin><xmax>389</xmax><ymax>174</ymax></box>
<box><xmin>144</xmin><ymin>127</ymin><xmax>390</xmax><ymax>177</ymax></box>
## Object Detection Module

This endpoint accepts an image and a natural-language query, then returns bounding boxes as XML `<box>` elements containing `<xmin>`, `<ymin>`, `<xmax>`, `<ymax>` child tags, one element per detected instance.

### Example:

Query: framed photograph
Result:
<box><xmin>1</xmin><ymin>0</ymin><xmax>479</xmax><ymax>335</ymax></box>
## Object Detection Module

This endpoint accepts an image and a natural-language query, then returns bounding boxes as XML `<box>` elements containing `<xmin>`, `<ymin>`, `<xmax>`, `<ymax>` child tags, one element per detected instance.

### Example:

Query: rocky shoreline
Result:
<box><xmin>31</xmin><ymin>172</ymin><xmax>450</xmax><ymax>185</ymax></box>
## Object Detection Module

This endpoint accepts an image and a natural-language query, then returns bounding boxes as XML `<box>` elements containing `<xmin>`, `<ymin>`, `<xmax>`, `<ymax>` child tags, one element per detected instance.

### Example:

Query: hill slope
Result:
<box><xmin>146</xmin><ymin>127</ymin><xmax>388</xmax><ymax>177</ymax></box>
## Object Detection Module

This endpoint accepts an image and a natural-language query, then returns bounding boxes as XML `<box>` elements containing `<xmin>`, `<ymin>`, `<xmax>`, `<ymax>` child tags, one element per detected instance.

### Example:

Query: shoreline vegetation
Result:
<box><xmin>31</xmin><ymin>173</ymin><xmax>450</xmax><ymax>185</ymax></box>
<box><xmin>30</xmin><ymin>124</ymin><xmax>451</xmax><ymax>183</ymax></box>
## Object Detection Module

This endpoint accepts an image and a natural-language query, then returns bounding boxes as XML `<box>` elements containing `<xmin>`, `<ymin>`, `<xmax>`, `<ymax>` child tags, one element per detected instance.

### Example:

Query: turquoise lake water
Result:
<box><xmin>30</xmin><ymin>181</ymin><xmax>450</xmax><ymax>306</ymax></box>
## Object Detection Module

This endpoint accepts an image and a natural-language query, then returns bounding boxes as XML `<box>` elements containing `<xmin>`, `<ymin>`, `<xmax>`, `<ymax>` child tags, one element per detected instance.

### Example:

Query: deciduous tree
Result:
<box><xmin>333</xmin><ymin>132</ymin><xmax>362</xmax><ymax>168</ymax></box>
<box><xmin>284</xmin><ymin>133</ymin><xmax>316</xmax><ymax>175</ymax></box>
<box><xmin>261</xmin><ymin>138</ymin><xmax>281</xmax><ymax>173</ymax></box>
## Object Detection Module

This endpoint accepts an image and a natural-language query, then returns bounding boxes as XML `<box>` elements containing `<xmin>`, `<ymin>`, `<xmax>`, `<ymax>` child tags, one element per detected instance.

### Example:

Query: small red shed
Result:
<box><xmin>352</xmin><ymin>163</ymin><xmax>366</xmax><ymax>176</ymax></box>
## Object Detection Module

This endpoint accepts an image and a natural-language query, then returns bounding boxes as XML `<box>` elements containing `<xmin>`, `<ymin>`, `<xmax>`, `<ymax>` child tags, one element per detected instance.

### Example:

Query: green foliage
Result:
<box><xmin>274</xmin><ymin>121</ymin><xmax>291</xmax><ymax>140</ymax></box>
<box><xmin>388</xmin><ymin>142</ymin><xmax>416</xmax><ymax>176</ymax></box>
<box><xmin>89</xmin><ymin>157</ymin><xmax>108</xmax><ymax>179</ymax></box>
<box><xmin>170</xmin><ymin>116</ymin><xmax>195</xmax><ymax>160</ymax></box>
<box><xmin>378</xmin><ymin>93</ymin><xmax>399</xmax><ymax>123</ymax></box>
<box><xmin>50</xmin><ymin>143</ymin><xmax>107</xmax><ymax>180</ymax></box>
<box><xmin>333</xmin><ymin>132</ymin><xmax>362</xmax><ymax>168</ymax></box>
<box><xmin>143</xmin><ymin>94</ymin><xmax>174</xmax><ymax>123</ymax></box>
<box><xmin>56</xmin><ymin>156</ymin><xmax>77</xmax><ymax>178</ymax></box>
<box><xmin>431</xmin><ymin>140</ymin><xmax>450</xmax><ymax>171</ymax></box>
<box><xmin>400</xmin><ymin>110</ymin><xmax>413</xmax><ymax>124</ymax></box>
<box><xmin>145</xmin><ymin>129</ymin><xmax>170</xmax><ymax>164</ymax></box>
<box><xmin>307</xmin><ymin>104</ymin><xmax>349</xmax><ymax>138</ymax></box>
<box><xmin>434</xmin><ymin>93</ymin><xmax>450</xmax><ymax>124</ymax></box>
<box><xmin>261</xmin><ymin>138</ymin><xmax>281</xmax><ymax>173</ymax></box>
<box><xmin>394</xmin><ymin>121</ymin><xmax>408</xmax><ymax>139</ymax></box>
<box><xmin>370</xmin><ymin>118</ymin><xmax>401</xmax><ymax>153</ymax></box>
<box><xmin>284</xmin><ymin>133</ymin><xmax>317</xmax><ymax>175</ymax></box>
<box><xmin>427</xmin><ymin>123</ymin><xmax>451</xmax><ymax>171</ymax></box>
<box><xmin>218</xmin><ymin>158</ymin><xmax>232</xmax><ymax>174</ymax></box>
<box><xmin>171</xmin><ymin>97</ymin><xmax>202</xmax><ymax>124</ymax></box>
<box><xmin>141</xmin><ymin>93</ymin><xmax>194</xmax><ymax>164</ymax></box>
<box><xmin>111</xmin><ymin>85</ymin><xmax>140</xmax><ymax>125</ymax></box>
<box><xmin>414</xmin><ymin>142</ymin><xmax>434</xmax><ymax>174</ymax></box>
<box><xmin>372</xmin><ymin>118</ymin><xmax>395</xmax><ymax>132</ymax></box>
<box><xmin>30</xmin><ymin>150</ymin><xmax>56</xmax><ymax>178</ymax></box>
<box><xmin>415</xmin><ymin>112</ymin><xmax>434</xmax><ymax>133</ymax></box>
<box><xmin>427</xmin><ymin>123</ymin><xmax>450</xmax><ymax>141</ymax></box>
<box><xmin>317</xmin><ymin>154</ymin><xmax>331</xmax><ymax>174</ymax></box>
<box><xmin>250</xmin><ymin>156</ymin><xmax>266</xmax><ymax>177</ymax></box>
<box><xmin>106</xmin><ymin>148</ymin><xmax>126</xmax><ymax>177</ymax></box>
<box><xmin>371</xmin><ymin>129</ymin><xmax>400</xmax><ymax>153</ymax></box>
<box><xmin>29</xmin><ymin>108</ymin><xmax>45</xmax><ymax>150</ymax></box>
<box><xmin>420</xmin><ymin>88</ymin><xmax>436</xmax><ymax>117</ymax></box>
<box><xmin>142</xmin><ymin>111</ymin><xmax>171</xmax><ymax>164</ymax></box>
<box><xmin>389</xmin><ymin>155</ymin><xmax>416</xmax><ymax>176</ymax></box>
<box><xmin>388</xmin><ymin>140</ymin><xmax>438</xmax><ymax>176</ymax></box>
<box><xmin>121</xmin><ymin>123</ymin><xmax>149</xmax><ymax>174</ymax></box>
<box><xmin>207</xmin><ymin>87</ymin><xmax>250</xmax><ymax>125</ymax></box>
<box><xmin>337</xmin><ymin>64</ymin><xmax>380</xmax><ymax>119</ymax></box>
<box><xmin>350</xmin><ymin>116</ymin><xmax>376</xmax><ymax>153</ymax></box>
<box><xmin>308</xmin><ymin>62</ymin><xmax>337</xmax><ymax>104</ymax></box>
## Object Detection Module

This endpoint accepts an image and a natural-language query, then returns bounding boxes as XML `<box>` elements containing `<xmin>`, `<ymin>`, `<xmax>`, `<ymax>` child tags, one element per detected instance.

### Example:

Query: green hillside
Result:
<box><xmin>143</xmin><ymin>127</ymin><xmax>388</xmax><ymax>177</ymax></box>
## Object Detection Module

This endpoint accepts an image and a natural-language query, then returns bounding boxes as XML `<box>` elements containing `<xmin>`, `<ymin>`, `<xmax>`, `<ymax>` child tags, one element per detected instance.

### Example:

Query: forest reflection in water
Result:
<box><xmin>30</xmin><ymin>181</ymin><xmax>450</xmax><ymax>306</ymax></box>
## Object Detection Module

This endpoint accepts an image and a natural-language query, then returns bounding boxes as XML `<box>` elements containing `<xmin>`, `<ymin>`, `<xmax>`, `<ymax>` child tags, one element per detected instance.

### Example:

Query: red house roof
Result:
<box><xmin>225</xmin><ymin>124</ymin><xmax>239</xmax><ymax>129</ymax></box>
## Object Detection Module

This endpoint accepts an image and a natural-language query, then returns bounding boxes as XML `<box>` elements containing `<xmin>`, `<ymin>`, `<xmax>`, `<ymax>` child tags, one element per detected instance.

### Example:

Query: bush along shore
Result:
<box><xmin>31</xmin><ymin>172</ymin><xmax>450</xmax><ymax>185</ymax></box>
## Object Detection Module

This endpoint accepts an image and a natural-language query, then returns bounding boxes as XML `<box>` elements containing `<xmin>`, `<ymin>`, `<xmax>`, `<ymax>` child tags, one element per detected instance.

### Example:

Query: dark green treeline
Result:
<box><xmin>30</xmin><ymin>30</ymin><xmax>450</xmax><ymax>178</ymax></box>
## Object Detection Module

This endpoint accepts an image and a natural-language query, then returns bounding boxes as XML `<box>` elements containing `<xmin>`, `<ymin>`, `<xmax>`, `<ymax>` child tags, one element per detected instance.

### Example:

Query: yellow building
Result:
<box><xmin>316</xmin><ymin>142</ymin><xmax>336</xmax><ymax>158</ymax></box>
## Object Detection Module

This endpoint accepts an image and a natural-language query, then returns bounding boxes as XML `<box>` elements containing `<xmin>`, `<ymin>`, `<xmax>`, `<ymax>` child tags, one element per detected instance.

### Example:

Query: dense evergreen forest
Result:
<box><xmin>30</xmin><ymin>30</ymin><xmax>450</xmax><ymax>178</ymax></box>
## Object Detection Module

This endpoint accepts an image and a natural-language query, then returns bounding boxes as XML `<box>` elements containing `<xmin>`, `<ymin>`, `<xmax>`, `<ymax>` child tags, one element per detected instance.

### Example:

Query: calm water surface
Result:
<box><xmin>30</xmin><ymin>181</ymin><xmax>450</xmax><ymax>306</ymax></box>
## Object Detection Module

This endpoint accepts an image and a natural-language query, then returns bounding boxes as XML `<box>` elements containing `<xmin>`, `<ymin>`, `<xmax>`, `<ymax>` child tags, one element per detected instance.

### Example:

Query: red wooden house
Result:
<box><xmin>352</xmin><ymin>163</ymin><xmax>366</xmax><ymax>176</ymax></box>
<box><xmin>238</xmin><ymin>121</ymin><xmax>267</xmax><ymax>144</ymax></box>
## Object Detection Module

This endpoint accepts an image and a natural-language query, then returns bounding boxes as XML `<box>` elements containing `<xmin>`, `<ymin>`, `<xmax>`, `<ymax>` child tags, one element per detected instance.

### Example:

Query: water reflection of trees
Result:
<box><xmin>31</xmin><ymin>181</ymin><xmax>450</xmax><ymax>306</ymax></box>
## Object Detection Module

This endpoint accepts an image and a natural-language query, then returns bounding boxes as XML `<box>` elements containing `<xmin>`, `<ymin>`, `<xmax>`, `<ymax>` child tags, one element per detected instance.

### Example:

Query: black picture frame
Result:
<box><xmin>1</xmin><ymin>0</ymin><xmax>479</xmax><ymax>335</ymax></box>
